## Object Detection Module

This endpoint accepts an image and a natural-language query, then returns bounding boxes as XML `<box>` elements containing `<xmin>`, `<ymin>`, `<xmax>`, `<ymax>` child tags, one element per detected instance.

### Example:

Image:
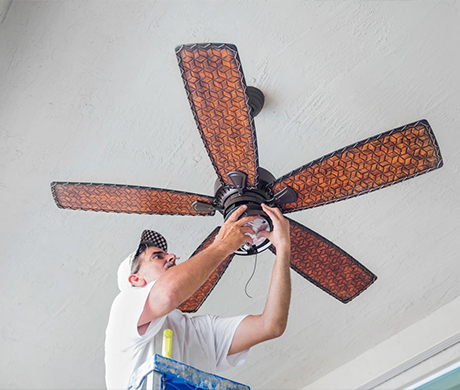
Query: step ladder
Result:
<box><xmin>128</xmin><ymin>354</ymin><xmax>250</xmax><ymax>390</ymax></box>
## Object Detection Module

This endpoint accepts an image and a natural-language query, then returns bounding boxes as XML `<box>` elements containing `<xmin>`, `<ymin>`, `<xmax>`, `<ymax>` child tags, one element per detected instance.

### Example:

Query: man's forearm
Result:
<box><xmin>261</xmin><ymin>246</ymin><xmax>291</xmax><ymax>336</ymax></box>
<box><xmin>139</xmin><ymin>205</ymin><xmax>258</xmax><ymax>325</ymax></box>
<box><xmin>227</xmin><ymin>245</ymin><xmax>291</xmax><ymax>355</ymax></box>
<box><xmin>151</xmin><ymin>242</ymin><xmax>230</xmax><ymax>311</ymax></box>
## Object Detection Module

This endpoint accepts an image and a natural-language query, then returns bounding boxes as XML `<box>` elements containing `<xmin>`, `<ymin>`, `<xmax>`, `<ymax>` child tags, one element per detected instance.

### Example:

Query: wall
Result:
<box><xmin>302</xmin><ymin>295</ymin><xmax>460</xmax><ymax>389</ymax></box>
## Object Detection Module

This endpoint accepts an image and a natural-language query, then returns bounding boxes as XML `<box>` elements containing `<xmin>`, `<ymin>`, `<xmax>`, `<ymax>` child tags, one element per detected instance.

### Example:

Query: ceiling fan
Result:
<box><xmin>51</xmin><ymin>43</ymin><xmax>443</xmax><ymax>312</ymax></box>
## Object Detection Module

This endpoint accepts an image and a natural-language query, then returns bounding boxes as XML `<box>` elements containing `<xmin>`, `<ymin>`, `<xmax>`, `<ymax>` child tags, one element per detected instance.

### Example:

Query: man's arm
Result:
<box><xmin>228</xmin><ymin>204</ymin><xmax>291</xmax><ymax>355</ymax></box>
<box><xmin>138</xmin><ymin>205</ymin><xmax>257</xmax><ymax>326</ymax></box>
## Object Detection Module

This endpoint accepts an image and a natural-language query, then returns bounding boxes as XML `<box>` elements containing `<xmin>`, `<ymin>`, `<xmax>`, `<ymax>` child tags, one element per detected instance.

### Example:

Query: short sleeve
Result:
<box><xmin>211</xmin><ymin>314</ymin><xmax>250</xmax><ymax>373</ymax></box>
<box><xmin>105</xmin><ymin>281</ymin><xmax>166</xmax><ymax>352</ymax></box>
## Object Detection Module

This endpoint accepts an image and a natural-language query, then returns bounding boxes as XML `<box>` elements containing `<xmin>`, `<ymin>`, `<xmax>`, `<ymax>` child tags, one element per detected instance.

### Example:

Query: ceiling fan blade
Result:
<box><xmin>176</xmin><ymin>43</ymin><xmax>259</xmax><ymax>189</ymax></box>
<box><xmin>269</xmin><ymin>120</ymin><xmax>443</xmax><ymax>213</ymax></box>
<box><xmin>51</xmin><ymin>182</ymin><xmax>215</xmax><ymax>216</ymax></box>
<box><xmin>179</xmin><ymin>227</ymin><xmax>234</xmax><ymax>313</ymax></box>
<box><xmin>269</xmin><ymin>218</ymin><xmax>376</xmax><ymax>303</ymax></box>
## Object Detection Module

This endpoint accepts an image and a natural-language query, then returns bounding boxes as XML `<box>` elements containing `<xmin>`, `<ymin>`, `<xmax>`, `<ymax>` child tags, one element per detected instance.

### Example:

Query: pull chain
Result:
<box><xmin>244</xmin><ymin>251</ymin><xmax>258</xmax><ymax>299</ymax></box>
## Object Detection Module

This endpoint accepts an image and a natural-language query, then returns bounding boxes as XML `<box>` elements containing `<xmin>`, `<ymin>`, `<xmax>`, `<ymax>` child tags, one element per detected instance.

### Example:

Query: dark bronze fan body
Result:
<box><xmin>51</xmin><ymin>43</ymin><xmax>443</xmax><ymax>312</ymax></box>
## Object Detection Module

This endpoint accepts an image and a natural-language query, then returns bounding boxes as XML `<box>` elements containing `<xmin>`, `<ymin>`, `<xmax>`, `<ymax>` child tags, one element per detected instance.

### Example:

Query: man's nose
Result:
<box><xmin>167</xmin><ymin>254</ymin><xmax>176</xmax><ymax>262</ymax></box>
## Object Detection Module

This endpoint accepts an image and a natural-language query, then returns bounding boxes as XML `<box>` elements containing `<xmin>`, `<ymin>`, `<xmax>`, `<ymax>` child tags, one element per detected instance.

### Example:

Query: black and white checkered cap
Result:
<box><xmin>135</xmin><ymin>230</ymin><xmax>168</xmax><ymax>256</ymax></box>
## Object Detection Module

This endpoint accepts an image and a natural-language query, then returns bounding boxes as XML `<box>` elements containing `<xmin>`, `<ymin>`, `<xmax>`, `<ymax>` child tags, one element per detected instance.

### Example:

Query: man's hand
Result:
<box><xmin>257</xmin><ymin>204</ymin><xmax>290</xmax><ymax>251</ymax></box>
<box><xmin>212</xmin><ymin>205</ymin><xmax>258</xmax><ymax>255</ymax></box>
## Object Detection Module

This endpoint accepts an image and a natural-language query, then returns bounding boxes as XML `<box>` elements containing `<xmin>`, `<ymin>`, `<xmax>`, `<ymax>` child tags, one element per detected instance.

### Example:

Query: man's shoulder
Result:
<box><xmin>109</xmin><ymin>282</ymin><xmax>156</xmax><ymax>318</ymax></box>
<box><xmin>116</xmin><ymin>282</ymin><xmax>156</xmax><ymax>301</ymax></box>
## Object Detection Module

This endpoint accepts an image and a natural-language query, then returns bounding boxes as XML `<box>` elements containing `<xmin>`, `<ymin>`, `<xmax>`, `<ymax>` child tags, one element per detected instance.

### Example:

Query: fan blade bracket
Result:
<box><xmin>267</xmin><ymin>186</ymin><xmax>298</xmax><ymax>207</ymax></box>
<box><xmin>192</xmin><ymin>201</ymin><xmax>216</xmax><ymax>214</ymax></box>
<box><xmin>227</xmin><ymin>171</ymin><xmax>247</xmax><ymax>195</ymax></box>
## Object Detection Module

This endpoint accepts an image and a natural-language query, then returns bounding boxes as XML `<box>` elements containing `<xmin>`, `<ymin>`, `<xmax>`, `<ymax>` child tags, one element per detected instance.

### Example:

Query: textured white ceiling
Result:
<box><xmin>1</xmin><ymin>1</ymin><xmax>460</xmax><ymax>389</ymax></box>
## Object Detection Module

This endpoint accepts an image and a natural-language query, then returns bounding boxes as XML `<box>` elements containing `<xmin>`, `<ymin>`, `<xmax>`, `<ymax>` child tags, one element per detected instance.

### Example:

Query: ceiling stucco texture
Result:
<box><xmin>1</xmin><ymin>1</ymin><xmax>460</xmax><ymax>389</ymax></box>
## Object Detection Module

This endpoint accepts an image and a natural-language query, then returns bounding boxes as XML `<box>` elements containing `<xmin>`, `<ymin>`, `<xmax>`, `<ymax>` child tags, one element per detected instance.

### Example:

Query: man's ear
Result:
<box><xmin>128</xmin><ymin>273</ymin><xmax>147</xmax><ymax>287</ymax></box>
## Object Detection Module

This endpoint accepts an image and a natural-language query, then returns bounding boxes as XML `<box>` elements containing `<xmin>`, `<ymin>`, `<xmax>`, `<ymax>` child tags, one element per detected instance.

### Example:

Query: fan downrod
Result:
<box><xmin>247</xmin><ymin>86</ymin><xmax>265</xmax><ymax>117</ymax></box>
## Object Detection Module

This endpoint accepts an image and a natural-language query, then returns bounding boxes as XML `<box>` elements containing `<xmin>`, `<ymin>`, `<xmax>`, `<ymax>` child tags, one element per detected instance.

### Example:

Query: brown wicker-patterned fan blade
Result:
<box><xmin>51</xmin><ymin>182</ymin><xmax>215</xmax><ymax>216</ymax></box>
<box><xmin>176</xmin><ymin>43</ymin><xmax>259</xmax><ymax>189</ymax></box>
<box><xmin>269</xmin><ymin>120</ymin><xmax>443</xmax><ymax>213</ymax></box>
<box><xmin>269</xmin><ymin>218</ymin><xmax>376</xmax><ymax>303</ymax></box>
<box><xmin>179</xmin><ymin>227</ymin><xmax>234</xmax><ymax>313</ymax></box>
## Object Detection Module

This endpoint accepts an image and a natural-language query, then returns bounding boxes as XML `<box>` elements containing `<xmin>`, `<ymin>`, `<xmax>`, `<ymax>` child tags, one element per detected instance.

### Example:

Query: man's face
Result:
<box><xmin>134</xmin><ymin>246</ymin><xmax>177</xmax><ymax>285</ymax></box>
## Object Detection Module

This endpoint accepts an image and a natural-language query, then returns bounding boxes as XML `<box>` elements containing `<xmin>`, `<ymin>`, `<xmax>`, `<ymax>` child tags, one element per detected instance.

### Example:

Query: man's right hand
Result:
<box><xmin>213</xmin><ymin>205</ymin><xmax>258</xmax><ymax>256</ymax></box>
<box><xmin>257</xmin><ymin>204</ymin><xmax>290</xmax><ymax>252</ymax></box>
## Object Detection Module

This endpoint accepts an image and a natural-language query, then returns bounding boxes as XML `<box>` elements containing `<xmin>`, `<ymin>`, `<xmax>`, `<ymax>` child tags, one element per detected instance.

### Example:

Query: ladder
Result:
<box><xmin>128</xmin><ymin>354</ymin><xmax>250</xmax><ymax>390</ymax></box>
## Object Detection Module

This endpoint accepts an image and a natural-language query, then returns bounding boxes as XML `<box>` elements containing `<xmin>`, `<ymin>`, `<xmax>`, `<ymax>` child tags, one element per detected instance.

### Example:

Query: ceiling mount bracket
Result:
<box><xmin>247</xmin><ymin>86</ymin><xmax>265</xmax><ymax>117</ymax></box>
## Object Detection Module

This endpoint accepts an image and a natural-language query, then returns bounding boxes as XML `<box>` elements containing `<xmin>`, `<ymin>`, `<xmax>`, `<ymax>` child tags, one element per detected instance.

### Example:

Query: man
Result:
<box><xmin>105</xmin><ymin>204</ymin><xmax>291</xmax><ymax>389</ymax></box>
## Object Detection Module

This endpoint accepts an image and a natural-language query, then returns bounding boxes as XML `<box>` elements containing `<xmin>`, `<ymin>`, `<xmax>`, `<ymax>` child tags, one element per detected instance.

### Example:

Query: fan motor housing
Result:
<box><xmin>214</xmin><ymin>168</ymin><xmax>275</xmax><ymax>255</ymax></box>
<box><xmin>214</xmin><ymin>167</ymin><xmax>275</xmax><ymax>214</ymax></box>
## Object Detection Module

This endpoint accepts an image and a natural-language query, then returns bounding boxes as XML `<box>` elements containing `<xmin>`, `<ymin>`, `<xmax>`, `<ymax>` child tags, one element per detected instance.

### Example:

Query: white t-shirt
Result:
<box><xmin>105</xmin><ymin>281</ymin><xmax>249</xmax><ymax>390</ymax></box>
